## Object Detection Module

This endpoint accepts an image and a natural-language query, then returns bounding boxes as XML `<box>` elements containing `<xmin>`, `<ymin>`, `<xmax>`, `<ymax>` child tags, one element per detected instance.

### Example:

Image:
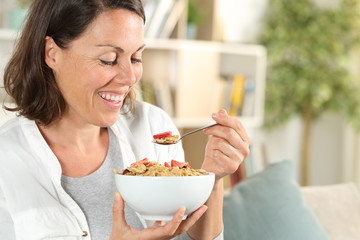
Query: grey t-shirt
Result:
<box><xmin>61</xmin><ymin>128</ymin><xmax>144</xmax><ymax>240</ymax></box>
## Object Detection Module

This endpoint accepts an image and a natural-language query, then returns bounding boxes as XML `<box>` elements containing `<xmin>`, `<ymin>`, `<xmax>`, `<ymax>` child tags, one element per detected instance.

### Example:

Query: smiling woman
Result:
<box><xmin>0</xmin><ymin>0</ymin><xmax>251</xmax><ymax>239</ymax></box>
<box><xmin>43</xmin><ymin>9</ymin><xmax>145</xmax><ymax>127</ymax></box>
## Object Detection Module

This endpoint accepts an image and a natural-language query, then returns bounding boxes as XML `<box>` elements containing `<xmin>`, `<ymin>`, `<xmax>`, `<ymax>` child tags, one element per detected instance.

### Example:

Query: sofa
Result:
<box><xmin>222</xmin><ymin>160</ymin><xmax>360</xmax><ymax>240</ymax></box>
<box><xmin>301</xmin><ymin>182</ymin><xmax>360</xmax><ymax>239</ymax></box>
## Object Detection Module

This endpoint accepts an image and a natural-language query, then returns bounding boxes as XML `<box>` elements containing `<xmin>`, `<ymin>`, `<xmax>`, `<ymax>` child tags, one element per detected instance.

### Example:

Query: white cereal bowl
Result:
<box><xmin>115</xmin><ymin>173</ymin><xmax>215</xmax><ymax>221</ymax></box>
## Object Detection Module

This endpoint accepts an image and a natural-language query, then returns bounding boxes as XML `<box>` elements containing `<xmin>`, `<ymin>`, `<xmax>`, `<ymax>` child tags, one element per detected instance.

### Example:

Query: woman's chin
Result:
<box><xmin>95</xmin><ymin>115</ymin><xmax>119</xmax><ymax>127</ymax></box>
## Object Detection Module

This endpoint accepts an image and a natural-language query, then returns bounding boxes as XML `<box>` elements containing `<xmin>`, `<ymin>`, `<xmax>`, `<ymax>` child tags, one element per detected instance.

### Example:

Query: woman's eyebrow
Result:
<box><xmin>95</xmin><ymin>44</ymin><xmax>146</xmax><ymax>53</ymax></box>
<box><xmin>137</xmin><ymin>44</ymin><xmax>146</xmax><ymax>52</ymax></box>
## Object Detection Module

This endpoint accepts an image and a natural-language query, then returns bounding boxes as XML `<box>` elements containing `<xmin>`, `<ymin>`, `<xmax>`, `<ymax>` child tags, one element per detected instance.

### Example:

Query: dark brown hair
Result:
<box><xmin>3</xmin><ymin>0</ymin><xmax>145</xmax><ymax>125</ymax></box>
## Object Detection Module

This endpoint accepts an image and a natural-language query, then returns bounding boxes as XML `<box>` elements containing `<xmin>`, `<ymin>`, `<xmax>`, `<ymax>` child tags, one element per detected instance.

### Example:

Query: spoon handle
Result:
<box><xmin>179</xmin><ymin>123</ymin><xmax>219</xmax><ymax>140</ymax></box>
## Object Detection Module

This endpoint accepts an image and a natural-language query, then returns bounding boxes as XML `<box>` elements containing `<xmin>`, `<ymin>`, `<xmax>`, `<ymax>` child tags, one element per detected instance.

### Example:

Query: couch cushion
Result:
<box><xmin>301</xmin><ymin>182</ymin><xmax>360</xmax><ymax>240</ymax></box>
<box><xmin>223</xmin><ymin>160</ymin><xmax>329</xmax><ymax>240</ymax></box>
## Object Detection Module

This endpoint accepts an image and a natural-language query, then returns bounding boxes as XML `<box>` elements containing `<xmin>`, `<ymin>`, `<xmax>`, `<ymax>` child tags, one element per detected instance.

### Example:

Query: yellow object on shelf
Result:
<box><xmin>229</xmin><ymin>74</ymin><xmax>246</xmax><ymax>116</ymax></box>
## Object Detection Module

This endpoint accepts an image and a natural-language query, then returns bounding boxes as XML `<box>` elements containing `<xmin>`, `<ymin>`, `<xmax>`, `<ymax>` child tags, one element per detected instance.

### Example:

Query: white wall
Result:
<box><xmin>252</xmin><ymin>113</ymin><xmax>347</xmax><ymax>186</ymax></box>
<box><xmin>0</xmin><ymin>0</ymin><xmax>18</xmax><ymax>29</ymax></box>
<box><xmin>218</xmin><ymin>0</ymin><xmax>268</xmax><ymax>43</ymax></box>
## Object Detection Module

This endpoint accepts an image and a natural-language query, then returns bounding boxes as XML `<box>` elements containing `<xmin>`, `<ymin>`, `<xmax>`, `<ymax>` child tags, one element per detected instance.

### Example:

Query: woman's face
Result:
<box><xmin>48</xmin><ymin>9</ymin><xmax>144</xmax><ymax>127</ymax></box>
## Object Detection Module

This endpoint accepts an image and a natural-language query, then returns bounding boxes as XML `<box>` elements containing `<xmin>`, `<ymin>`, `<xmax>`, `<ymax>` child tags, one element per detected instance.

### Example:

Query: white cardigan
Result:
<box><xmin>0</xmin><ymin>101</ymin><xmax>185</xmax><ymax>240</ymax></box>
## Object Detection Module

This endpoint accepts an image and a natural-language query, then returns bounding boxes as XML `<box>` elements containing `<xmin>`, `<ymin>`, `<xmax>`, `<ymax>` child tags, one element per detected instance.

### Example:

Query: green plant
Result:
<box><xmin>187</xmin><ymin>0</ymin><xmax>205</xmax><ymax>25</ymax></box>
<box><xmin>260</xmin><ymin>0</ymin><xmax>360</xmax><ymax>185</ymax></box>
<box><xmin>17</xmin><ymin>0</ymin><xmax>32</xmax><ymax>8</ymax></box>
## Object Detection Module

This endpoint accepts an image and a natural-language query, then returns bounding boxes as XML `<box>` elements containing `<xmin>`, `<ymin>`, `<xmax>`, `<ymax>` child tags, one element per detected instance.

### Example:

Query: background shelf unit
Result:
<box><xmin>142</xmin><ymin>38</ymin><xmax>267</xmax><ymax>129</ymax></box>
<box><xmin>141</xmin><ymin>38</ymin><xmax>266</xmax><ymax>170</ymax></box>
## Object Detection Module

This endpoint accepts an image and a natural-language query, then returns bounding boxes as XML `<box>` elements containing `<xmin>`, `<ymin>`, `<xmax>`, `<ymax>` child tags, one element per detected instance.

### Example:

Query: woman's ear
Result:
<box><xmin>44</xmin><ymin>36</ymin><xmax>58</xmax><ymax>70</ymax></box>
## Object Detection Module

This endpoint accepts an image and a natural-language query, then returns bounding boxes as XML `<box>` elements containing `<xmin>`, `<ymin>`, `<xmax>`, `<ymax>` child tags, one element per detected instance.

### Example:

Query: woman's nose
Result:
<box><xmin>114</xmin><ymin>61</ymin><xmax>138</xmax><ymax>85</ymax></box>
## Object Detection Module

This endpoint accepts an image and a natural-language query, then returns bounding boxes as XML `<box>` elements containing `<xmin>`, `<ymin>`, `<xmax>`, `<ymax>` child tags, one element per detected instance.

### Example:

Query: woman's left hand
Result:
<box><xmin>201</xmin><ymin>109</ymin><xmax>251</xmax><ymax>180</ymax></box>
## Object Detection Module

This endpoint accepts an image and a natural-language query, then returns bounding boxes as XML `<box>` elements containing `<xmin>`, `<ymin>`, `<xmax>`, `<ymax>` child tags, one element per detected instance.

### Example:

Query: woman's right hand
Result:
<box><xmin>109</xmin><ymin>192</ymin><xmax>208</xmax><ymax>240</ymax></box>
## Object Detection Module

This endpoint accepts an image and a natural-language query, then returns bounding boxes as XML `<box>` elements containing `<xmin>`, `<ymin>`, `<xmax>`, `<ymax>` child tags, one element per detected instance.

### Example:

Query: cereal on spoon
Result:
<box><xmin>152</xmin><ymin>131</ymin><xmax>179</xmax><ymax>144</ymax></box>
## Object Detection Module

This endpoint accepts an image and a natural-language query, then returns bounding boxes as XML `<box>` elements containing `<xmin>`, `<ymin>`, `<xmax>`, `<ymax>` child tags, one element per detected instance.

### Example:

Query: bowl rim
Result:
<box><xmin>115</xmin><ymin>172</ymin><xmax>215</xmax><ymax>179</ymax></box>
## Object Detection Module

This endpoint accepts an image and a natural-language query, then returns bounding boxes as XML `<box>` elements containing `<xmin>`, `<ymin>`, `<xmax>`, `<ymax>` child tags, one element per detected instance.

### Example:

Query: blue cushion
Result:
<box><xmin>223</xmin><ymin>160</ymin><xmax>329</xmax><ymax>240</ymax></box>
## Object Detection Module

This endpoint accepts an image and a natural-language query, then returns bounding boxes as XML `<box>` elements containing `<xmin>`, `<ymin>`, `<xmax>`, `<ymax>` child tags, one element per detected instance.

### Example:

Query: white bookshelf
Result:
<box><xmin>143</xmin><ymin>38</ymin><xmax>267</xmax><ymax>129</ymax></box>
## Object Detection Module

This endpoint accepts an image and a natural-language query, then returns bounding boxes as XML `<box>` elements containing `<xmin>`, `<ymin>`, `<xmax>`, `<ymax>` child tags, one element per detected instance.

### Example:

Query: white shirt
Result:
<box><xmin>0</xmin><ymin>101</ymin><xmax>185</xmax><ymax>240</ymax></box>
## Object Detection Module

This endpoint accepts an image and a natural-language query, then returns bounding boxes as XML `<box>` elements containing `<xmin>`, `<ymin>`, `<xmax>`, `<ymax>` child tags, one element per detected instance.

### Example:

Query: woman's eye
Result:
<box><xmin>131</xmin><ymin>58</ymin><xmax>142</xmax><ymax>63</ymax></box>
<box><xmin>100</xmin><ymin>59</ymin><xmax>117</xmax><ymax>66</ymax></box>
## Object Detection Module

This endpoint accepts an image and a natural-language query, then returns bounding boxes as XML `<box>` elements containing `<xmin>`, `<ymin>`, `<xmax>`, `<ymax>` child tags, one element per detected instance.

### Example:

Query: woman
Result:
<box><xmin>0</xmin><ymin>0</ymin><xmax>250</xmax><ymax>239</ymax></box>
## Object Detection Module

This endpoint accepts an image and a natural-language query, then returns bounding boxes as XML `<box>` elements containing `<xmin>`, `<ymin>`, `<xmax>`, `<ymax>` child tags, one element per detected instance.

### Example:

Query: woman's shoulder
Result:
<box><xmin>0</xmin><ymin>117</ymin><xmax>20</xmax><ymax>136</ymax></box>
<box><xmin>0</xmin><ymin>117</ymin><xmax>30</xmax><ymax>164</ymax></box>
<box><xmin>0</xmin><ymin>117</ymin><xmax>36</xmax><ymax>150</ymax></box>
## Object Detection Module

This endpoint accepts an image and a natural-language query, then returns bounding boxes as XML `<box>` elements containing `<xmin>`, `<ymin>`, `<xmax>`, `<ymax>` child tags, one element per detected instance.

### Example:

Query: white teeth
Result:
<box><xmin>99</xmin><ymin>92</ymin><xmax>123</xmax><ymax>103</ymax></box>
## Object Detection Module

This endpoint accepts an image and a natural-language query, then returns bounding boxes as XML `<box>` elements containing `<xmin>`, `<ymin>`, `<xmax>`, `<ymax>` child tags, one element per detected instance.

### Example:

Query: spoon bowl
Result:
<box><xmin>153</xmin><ymin>123</ymin><xmax>219</xmax><ymax>145</ymax></box>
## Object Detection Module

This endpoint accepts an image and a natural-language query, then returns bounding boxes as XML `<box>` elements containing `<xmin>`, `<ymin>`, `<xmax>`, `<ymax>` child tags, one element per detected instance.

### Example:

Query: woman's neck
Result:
<box><xmin>37</xmin><ymin>116</ymin><xmax>110</xmax><ymax>178</ymax></box>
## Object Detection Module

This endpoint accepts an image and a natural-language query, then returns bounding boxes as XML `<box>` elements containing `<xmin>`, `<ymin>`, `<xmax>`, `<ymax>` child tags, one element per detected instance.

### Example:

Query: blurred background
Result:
<box><xmin>1</xmin><ymin>0</ymin><xmax>360</xmax><ymax>188</ymax></box>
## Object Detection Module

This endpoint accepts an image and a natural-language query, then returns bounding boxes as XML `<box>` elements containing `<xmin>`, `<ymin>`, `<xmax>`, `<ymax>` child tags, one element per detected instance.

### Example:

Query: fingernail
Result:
<box><xmin>179</xmin><ymin>207</ymin><xmax>186</xmax><ymax>216</ymax></box>
<box><xmin>203</xmin><ymin>205</ymin><xmax>208</xmax><ymax>213</ymax></box>
<box><xmin>115</xmin><ymin>192</ymin><xmax>121</xmax><ymax>200</ymax></box>
<box><xmin>212</xmin><ymin>113</ymin><xmax>218</xmax><ymax>119</ymax></box>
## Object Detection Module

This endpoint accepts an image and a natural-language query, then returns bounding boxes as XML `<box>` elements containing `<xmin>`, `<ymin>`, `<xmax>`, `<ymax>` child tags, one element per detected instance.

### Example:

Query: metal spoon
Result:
<box><xmin>153</xmin><ymin>123</ymin><xmax>219</xmax><ymax>145</ymax></box>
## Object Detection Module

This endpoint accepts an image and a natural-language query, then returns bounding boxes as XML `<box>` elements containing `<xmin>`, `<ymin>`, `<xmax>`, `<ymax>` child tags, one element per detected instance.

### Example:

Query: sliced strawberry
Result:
<box><xmin>130</xmin><ymin>158</ymin><xmax>148</xmax><ymax>167</ymax></box>
<box><xmin>153</xmin><ymin>131</ymin><xmax>172</xmax><ymax>139</ymax></box>
<box><xmin>171</xmin><ymin>160</ymin><xmax>190</xmax><ymax>168</ymax></box>
<box><xmin>164</xmin><ymin>162</ymin><xmax>171</xmax><ymax>168</ymax></box>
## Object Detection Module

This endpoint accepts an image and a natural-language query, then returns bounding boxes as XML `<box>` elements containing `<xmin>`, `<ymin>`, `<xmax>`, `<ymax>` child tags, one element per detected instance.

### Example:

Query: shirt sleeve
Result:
<box><xmin>0</xmin><ymin>187</ymin><xmax>16</xmax><ymax>240</ymax></box>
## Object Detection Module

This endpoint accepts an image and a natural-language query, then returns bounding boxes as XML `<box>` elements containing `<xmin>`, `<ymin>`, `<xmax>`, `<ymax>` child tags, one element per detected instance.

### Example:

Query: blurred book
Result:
<box><xmin>143</xmin><ymin>0</ymin><xmax>158</xmax><ymax>31</ymax></box>
<box><xmin>229</xmin><ymin>74</ymin><xmax>246</xmax><ymax>116</ymax></box>
<box><xmin>152</xmin><ymin>80</ymin><xmax>174</xmax><ymax>117</ymax></box>
<box><xmin>133</xmin><ymin>82</ymin><xmax>144</xmax><ymax>101</ymax></box>
<box><xmin>213</xmin><ymin>76</ymin><xmax>228</xmax><ymax>112</ymax></box>
<box><xmin>158</xmin><ymin>0</ymin><xmax>187</xmax><ymax>38</ymax></box>
<box><xmin>140</xmin><ymin>79</ymin><xmax>174</xmax><ymax>117</ymax></box>
<box><xmin>145</xmin><ymin>0</ymin><xmax>175</xmax><ymax>38</ymax></box>
<box><xmin>140</xmin><ymin>80</ymin><xmax>155</xmax><ymax>105</ymax></box>
<box><xmin>241</xmin><ymin>79</ymin><xmax>256</xmax><ymax>117</ymax></box>
<box><xmin>220</xmin><ymin>74</ymin><xmax>246</xmax><ymax>116</ymax></box>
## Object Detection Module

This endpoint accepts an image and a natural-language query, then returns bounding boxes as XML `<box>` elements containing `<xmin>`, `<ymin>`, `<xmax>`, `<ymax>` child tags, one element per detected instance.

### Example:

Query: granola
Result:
<box><xmin>153</xmin><ymin>131</ymin><xmax>179</xmax><ymax>144</ymax></box>
<box><xmin>114</xmin><ymin>158</ymin><xmax>208</xmax><ymax>177</ymax></box>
